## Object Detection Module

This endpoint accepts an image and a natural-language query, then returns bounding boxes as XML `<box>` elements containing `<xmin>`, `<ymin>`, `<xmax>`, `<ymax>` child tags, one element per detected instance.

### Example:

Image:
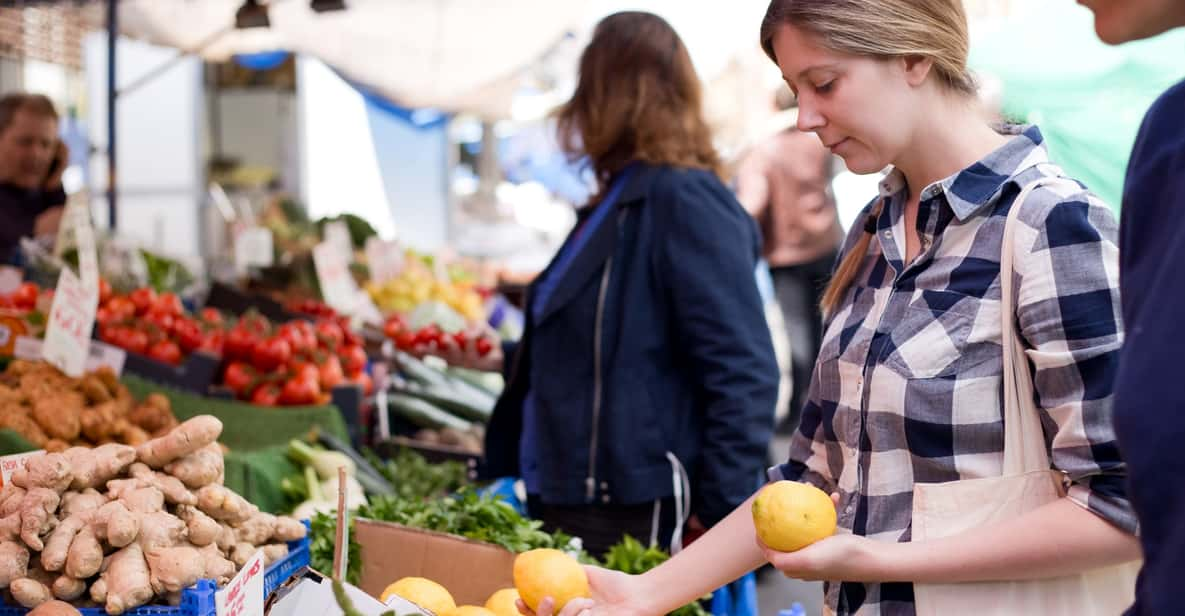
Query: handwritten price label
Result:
<box><xmin>0</xmin><ymin>451</ymin><xmax>44</xmax><ymax>488</ymax></box>
<box><xmin>216</xmin><ymin>549</ymin><xmax>264</xmax><ymax>616</ymax></box>
<box><xmin>42</xmin><ymin>267</ymin><xmax>97</xmax><ymax>377</ymax></box>
<box><xmin>313</xmin><ymin>242</ymin><xmax>361</xmax><ymax>316</ymax></box>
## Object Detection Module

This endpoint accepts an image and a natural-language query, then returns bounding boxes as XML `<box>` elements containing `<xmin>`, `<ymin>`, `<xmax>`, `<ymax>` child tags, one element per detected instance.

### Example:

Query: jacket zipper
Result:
<box><xmin>586</xmin><ymin>255</ymin><xmax>614</xmax><ymax>502</ymax></box>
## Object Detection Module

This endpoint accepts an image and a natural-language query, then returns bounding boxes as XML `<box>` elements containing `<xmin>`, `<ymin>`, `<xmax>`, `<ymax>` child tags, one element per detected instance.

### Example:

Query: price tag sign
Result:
<box><xmin>234</xmin><ymin>227</ymin><xmax>275</xmax><ymax>272</ymax></box>
<box><xmin>313</xmin><ymin>242</ymin><xmax>361</xmax><ymax>316</ymax></box>
<box><xmin>364</xmin><ymin>237</ymin><xmax>404</xmax><ymax>284</ymax></box>
<box><xmin>0</xmin><ymin>451</ymin><xmax>44</xmax><ymax>488</ymax></box>
<box><xmin>42</xmin><ymin>267</ymin><xmax>98</xmax><ymax>377</ymax></box>
<box><xmin>325</xmin><ymin>221</ymin><xmax>353</xmax><ymax>263</ymax></box>
<box><xmin>216</xmin><ymin>548</ymin><xmax>265</xmax><ymax>616</ymax></box>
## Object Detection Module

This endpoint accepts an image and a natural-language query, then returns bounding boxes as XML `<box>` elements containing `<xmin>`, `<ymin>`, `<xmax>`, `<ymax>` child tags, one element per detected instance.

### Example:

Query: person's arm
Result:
<box><xmin>657</xmin><ymin>174</ymin><xmax>779</xmax><ymax>525</ymax></box>
<box><xmin>764</xmin><ymin>189</ymin><xmax>1141</xmax><ymax>583</ymax></box>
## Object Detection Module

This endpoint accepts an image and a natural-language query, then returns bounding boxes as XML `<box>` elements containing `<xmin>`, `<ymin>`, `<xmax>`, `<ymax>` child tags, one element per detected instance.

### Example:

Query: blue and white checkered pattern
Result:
<box><xmin>770</xmin><ymin>126</ymin><xmax>1134</xmax><ymax>616</ymax></box>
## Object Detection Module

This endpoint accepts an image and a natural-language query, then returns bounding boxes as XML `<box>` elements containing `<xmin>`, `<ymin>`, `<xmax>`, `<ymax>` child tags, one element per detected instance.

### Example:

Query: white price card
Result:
<box><xmin>234</xmin><ymin>227</ymin><xmax>275</xmax><ymax>271</ymax></box>
<box><xmin>0</xmin><ymin>451</ymin><xmax>44</xmax><ymax>488</ymax></box>
<box><xmin>42</xmin><ymin>267</ymin><xmax>98</xmax><ymax>377</ymax></box>
<box><xmin>216</xmin><ymin>548</ymin><xmax>265</xmax><ymax>616</ymax></box>
<box><xmin>325</xmin><ymin>221</ymin><xmax>354</xmax><ymax>263</ymax></box>
<box><xmin>364</xmin><ymin>237</ymin><xmax>404</xmax><ymax>284</ymax></box>
<box><xmin>17</xmin><ymin>336</ymin><xmax>125</xmax><ymax>375</ymax></box>
<box><xmin>313</xmin><ymin>242</ymin><xmax>361</xmax><ymax>316</ymax></box>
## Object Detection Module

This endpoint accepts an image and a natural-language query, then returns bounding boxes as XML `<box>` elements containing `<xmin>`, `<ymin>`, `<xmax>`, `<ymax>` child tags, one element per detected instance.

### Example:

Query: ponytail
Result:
<box><xmin>820</xmin><ymin>200</ymin><xmax>884</xmax><ymax>320</ymax></box>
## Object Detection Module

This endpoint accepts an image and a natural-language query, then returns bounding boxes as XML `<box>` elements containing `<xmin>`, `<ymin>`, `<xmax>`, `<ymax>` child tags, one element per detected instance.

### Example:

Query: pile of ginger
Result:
<box><xmin>0</xmin><ymin>414</ymin><xmax>305</xmax><ymax>615</ymax></box>
<box><xmin>0</xmin><ymin>361</ymin><xmax>178</xmax><ymax>452</ymax></box>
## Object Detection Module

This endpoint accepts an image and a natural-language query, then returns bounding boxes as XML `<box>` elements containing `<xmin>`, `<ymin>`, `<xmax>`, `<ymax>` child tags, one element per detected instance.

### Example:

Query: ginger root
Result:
<box><xmin>41</xmin><ymin>514</ymin><xmax>85</xmax><ymax>572</ymax></box>
<box><xmin>65</xmin><ymin>444</ymin><xmax>135</xmax><ymax>490</ymax></box>
<box><xmin>145</xmin><ymin>546</ymin><xmax>203</xmax><ymax>595</ymax></box>
<box><xmin>135</xmin><ymin>415</ymin><xmax>222</xmax><ymax>469</ymax></box>
<box><xmin>12</xmin><ymin>576</ymin><xmax>53</xmax><ymax>608</ymax></box>
<box><xmin>12</xmin><ymin>453</ymin><xmax>73</xmax><ymax>493</ymax></box>
<box><xmin>134</xmin><ymin>512</ymin><xmax>186</xmax><ymax>553</ymax></box>
<box><xmin>92</xmin><ymin>501</ymin><xmax>138</xmax><ymax>549</ymax></box>
<box><xmin>0</xmin><ymin>484</ymin><xmax>27</xmax><ymax>516</ymax></box>
<box><xmin>176</xmin><ymin>505</ymin><xmax>219</xmax><ymax>547</ymax></box>
<box><xmin>196</xmin><ymin>484</ymin><xmax>256</xmax><ymax>524</ymax></box>
<box><xmin>163</xmin><ymin>443</ymin><xmax>223</xmax><ymax>488</ymax></box>
<box><xmin>51</xmin><ymin>575</ymin><xmax>86</xmax><ymax>601</ymax></box>
<box><xmin>18</xmin><ymin>488</ymin><xmax>61</xmax><ymax>550</ymax></box>
<box><xmin>261</xmin><ymin>543</ymin><xmax>289</xmax><ymax>566</ymax></box>
<box><xmin>28</xmin><ymin>599</ymin><xmax>82</xmax><ymax>615</ymax></box>
<box><xmin>0</xmin><ymin>540</ymin><xmax>30</xmax><ymax>588</ymax></box>
<box><xmin>127</xmin><ymin>463</ymin><xmax>196</xmax><ymax>506</ymax></box>
<box><xmin>197</xmin><ymin>543</ymin><xmax>235</xmax><ymax>586</ymax></box>
<box><xmin>64</xmin><ymin>526</ymin><xmax>102</xmax><ymax>579</ymax></box>
<box><xmin>102</xmin><ymin>544</ymin><xmax>153</xmax><ymax>615</ymax></box>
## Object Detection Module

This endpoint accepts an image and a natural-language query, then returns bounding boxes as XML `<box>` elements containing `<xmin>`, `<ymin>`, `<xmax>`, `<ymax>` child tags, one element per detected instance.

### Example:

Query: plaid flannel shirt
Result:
<box><xmin>770</xmin><ymin>126</ymin><xmax>1135</xmax><ymax>615</ymax></box>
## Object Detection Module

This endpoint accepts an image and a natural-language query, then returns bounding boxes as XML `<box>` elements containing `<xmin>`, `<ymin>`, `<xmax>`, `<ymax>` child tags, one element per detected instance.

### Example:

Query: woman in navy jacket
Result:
<box><xmin>435</xmin><ymin>11</ymin><xmax>778</xmax><ymax>557</ymax></box>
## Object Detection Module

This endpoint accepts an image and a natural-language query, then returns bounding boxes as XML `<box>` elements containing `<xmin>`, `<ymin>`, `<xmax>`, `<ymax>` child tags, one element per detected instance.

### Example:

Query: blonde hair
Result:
<box><xmin>759</xmin><ymin>0</ymin><xmax>976</xmax><ymax>317</ymax></box>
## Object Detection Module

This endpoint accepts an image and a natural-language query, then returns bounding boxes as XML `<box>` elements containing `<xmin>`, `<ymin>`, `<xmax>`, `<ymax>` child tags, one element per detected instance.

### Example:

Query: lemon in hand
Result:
<box><xmin>513</xmin><ymin>549</ymin><xmax>590</xmax><ymax>612</ymax></box>
<box><xmin>380</xmin><ymin>577</ymin><xmax>456</xmax><ymax>614</ymax></box>
<box><xmin>752</xmin><ymin>480</ymin><xmax>837</xmax><ymax>552</ymax></box>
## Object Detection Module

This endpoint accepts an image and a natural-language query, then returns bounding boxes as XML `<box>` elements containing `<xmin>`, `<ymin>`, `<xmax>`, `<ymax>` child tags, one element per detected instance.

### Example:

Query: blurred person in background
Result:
<box><xmin>735</xmin><ymin>87</ymin><xmax>842</xmax><ymax>434</ymax></box>
<box><xmin>1078</xmin><ymin>1</ymin><xmax>1185</xmax><ymax>614</ymax></box>
<box><xmin>0</xmin><ymin>93</ymin><xmax>67</xmax><ymax>264</ymax></box>
<box><xmin>429</xmin><ymin>11</ymin><xmax>778</xmax><ymax>558</ymax></box>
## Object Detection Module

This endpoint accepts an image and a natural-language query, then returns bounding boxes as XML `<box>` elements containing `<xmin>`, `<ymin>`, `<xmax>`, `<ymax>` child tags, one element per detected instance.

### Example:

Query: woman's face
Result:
<box><xmin>771</xmin><ymin>23</ymin><xmax>923</xmax><ymax>175</ymax></box>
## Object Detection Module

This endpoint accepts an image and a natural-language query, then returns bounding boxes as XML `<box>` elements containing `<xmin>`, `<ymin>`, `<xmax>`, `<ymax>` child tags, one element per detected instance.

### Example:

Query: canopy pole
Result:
<box><xmin>106</xmin><ymin>0</ymin><xmax>117</xmax><ymax>230</ymax></box>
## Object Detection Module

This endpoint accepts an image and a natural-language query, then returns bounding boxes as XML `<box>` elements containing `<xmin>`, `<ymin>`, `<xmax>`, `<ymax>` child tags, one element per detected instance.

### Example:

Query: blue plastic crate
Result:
<box><xmin>0</xmin><ymin>529</ymin><xmax>310</xmax><ymax>616</ymax></box>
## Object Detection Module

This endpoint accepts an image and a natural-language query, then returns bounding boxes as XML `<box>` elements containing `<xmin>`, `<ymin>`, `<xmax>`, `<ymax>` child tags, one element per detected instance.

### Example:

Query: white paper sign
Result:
<box><xmin>216</xmin><ymin>548</ymin><xmax>265</xmax><ymax>616</ymax></box>
<box><xmin>0</xmin><ymin>451</ymin><xmax>44</xmax><ymax>487</ymax></box>
<box><xmin>313</xmin><ymin>242</ymin><xmax>361</xmax><ymax>316</ymax></box>
<box><xmin>234</xmin><ymin>227</ymin><xmax>275</xmax><ymax>271</ymax></box>
<box><xmin>364</xmin><ymin>237</ymin><xmax>404</xmax><ymax>284</ymax></box>
<box><xmin>325</xmin><ymin>221</ymin><xmax>353</xmax><ymax>263</ymax></box>
<box><xmin>42</xmin><ymin>267</ymin><xmax>98</xmax><ymax>377</ymax></box>
<box><xmin>16</xmin><ymin>336</ymin><xmax>126</xmax><ymax>375</ymax></box>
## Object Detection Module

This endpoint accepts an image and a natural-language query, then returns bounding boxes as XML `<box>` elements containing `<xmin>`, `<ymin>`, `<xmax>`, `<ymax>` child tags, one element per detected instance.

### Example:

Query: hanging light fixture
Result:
<box><xmin>310</xmin><ymin>0</ymin><xmax>347</xmax><ymax>12</ymax></box>
<box><xmin>235</xmin><ymin>0</ymin><xmax>270</xmax><ymax>29</ymax></box>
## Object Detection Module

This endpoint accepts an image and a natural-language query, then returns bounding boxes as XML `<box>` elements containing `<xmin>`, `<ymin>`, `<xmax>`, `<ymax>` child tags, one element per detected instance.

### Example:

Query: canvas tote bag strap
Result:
<box><xmin>999</xmin><ymin>176</ymin><xmax>1073</xmax><ymax>476</ymax></box>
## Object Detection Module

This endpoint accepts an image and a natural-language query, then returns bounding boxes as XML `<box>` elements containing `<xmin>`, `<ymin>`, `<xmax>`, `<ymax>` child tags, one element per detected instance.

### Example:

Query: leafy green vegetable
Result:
<box><xmin>310</xmin><ymin>511</ymin><xmax>360</xmax><ymax>585</ymax></box>
<box><xmin>601</xmin><ymin>536</ymin><xmax>712</xmax><ymax>616</ymax></box>
<box><xmin>365</xmin><ymin>447</ymin><xmax>469</xmax><ymax>502</ymax></box>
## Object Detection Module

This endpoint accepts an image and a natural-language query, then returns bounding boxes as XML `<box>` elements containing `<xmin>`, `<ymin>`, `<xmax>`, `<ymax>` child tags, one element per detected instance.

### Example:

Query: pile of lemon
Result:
<box><xmin>366</xmin><ymin>261</ymin><xmax>484</xmax><ymax>321</ymax></box>
<box><xmin>380</xmin><ymin>549</ymin><xmax>590</xmax><ymax>616</ymax></box>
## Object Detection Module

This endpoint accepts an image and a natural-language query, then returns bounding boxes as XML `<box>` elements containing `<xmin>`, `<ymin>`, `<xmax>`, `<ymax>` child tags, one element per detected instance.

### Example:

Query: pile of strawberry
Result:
<box><xmin>218</xmin><ymin>312</ymin><xmax>372</xmax><ymax>406</ymax></box>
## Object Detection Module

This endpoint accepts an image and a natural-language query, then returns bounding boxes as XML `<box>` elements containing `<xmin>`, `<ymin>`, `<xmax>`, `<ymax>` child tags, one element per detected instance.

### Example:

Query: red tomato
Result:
<box><xmin>251</xmin><ymin>336</ymin><xmax>292</xmax><ymax>372</ymax></box>
<box><xmin>316</xmin><ymin>319</ymin><xmax>345</xmax><ymax>349</ymax></box>
<box><xmin>143</xmin><ymin>310</ymin><xmax>175</xmax><ymax>334</ymax></box>
<box><xmin>122</xmin><ymin>328</ymin><xmax>149</xmax><ymax>355</ymax></box>
<box><xmin>129</xmin><ymin>288</ymin><xmax>157</xmax><ymax>316</ymax></box>
<box><xmin>250</xmin><ymin>384</ymin><xmax>281</xmax><ymax>406</ymax></box>
<box><xmin>290</xmin><ymin>361</ymin><xmax>319</xmax><ymax>384</ymax></box>
<box><xmin>318</xmin><ymin>355</ymin><xmax>345</xmax><ymax>391</ymax></box>
<box><xmin>98</xmin><ymin>278</ymin><xmax>113</xmax><ymax>305</ymax></box>
<box><xmin>222</xmin><ymin>361</ymin><xmax>255</xmax><ymax>396</ymax></box>
<box><xmin>279</xmin><ymin>376</ymin><xmax>320</xmax><ymax>406</ymax></box>
<box><xmin>476</xmin><ymin>337</ymin><xmax>494</xmax><ymax>357</ymax></box>
<box><xmin>452</xmin><ymin>331</ymin><xmax>469</xmax><ymax>349</ymax></box>
<box><xmin>173</xmin><ymin>318</ymin><xmax>204</xmax><ymax>353</ymax></box>
<box><xmin>147</xmin><ymin>340</ymin><xmax>182</xmax><ymax>365</ymax></box>
<box><xmin>200</xmin><ymin>307</ymin><xmax>223</xmax><ymax>327</ymax></box>
<box><xmin>11</xmin><ymin>282</ymin><xmax>38</xmax><ymax>310</ymax></box>
<box><xmin>382</xmin><ymin>318</ymin><xmax>403</xmax><ymax>342</ymax></box>
<box><xmin>223</xmin><ymin>326</ymin><xmax>260</xmax><ymax>362</ymax></box>
<box><xmin>96</xmin><ymin>307</ymin><xmax>115</xmax><ymax>327</ymax></box>
<box><xmin>414</xmin><ymin>325</ymin><xmax>442</xmax><ymax>348</ymax></box>
<box><xmin>105</xmin><ymin>296</ymin><xmax>136</xmax><ymax>321</ymax></box>
<box><xmin>394</xmin><ymin>331</ymin><xmax>417</xmax><ymax>351</ymax></box>
<box><xmin>152</xmin><ymin>292</ymin><xmax>184</xmax><ymax>316</ymax></box>
<box><xmin>278</xmin><ymin>323</ymin><xmax>314</xmax><ymax>355</ymax></box>
<box><xmin>198</xmin><ymin>330</ymin><xmax>225</xmax><ymax>357</ymax></box>
<box><xmin>339</xmin><ymin>344</ymin><xmax>366</xmax><ymax>375</ymax></box>
<box><xmin>351</xmin><ymin>370</ymin><xmax>373</xmax><ymax>396</ymax></box>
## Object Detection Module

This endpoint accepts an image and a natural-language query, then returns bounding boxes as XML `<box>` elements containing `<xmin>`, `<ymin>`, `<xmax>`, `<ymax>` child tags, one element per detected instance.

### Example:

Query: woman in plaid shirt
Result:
<box><xmin>523</xmin><ymin>1</ymin><xmax>1141</xmax><ymax>614</ymax></box>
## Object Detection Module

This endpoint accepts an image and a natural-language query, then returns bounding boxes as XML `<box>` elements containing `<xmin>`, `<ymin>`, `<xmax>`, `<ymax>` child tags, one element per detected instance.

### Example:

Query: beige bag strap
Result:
<box><xmin>999</xmin><ymin>177</ymin><xmax>1068</xmax><ymax>476</ymax></box>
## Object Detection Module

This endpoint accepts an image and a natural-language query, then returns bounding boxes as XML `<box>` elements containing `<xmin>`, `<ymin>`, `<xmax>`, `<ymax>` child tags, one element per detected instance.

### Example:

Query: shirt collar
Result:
<box><xmin>878</xmin><ymin>125</ymin><xmax>1050</xmax><ymax>222</ymax></box>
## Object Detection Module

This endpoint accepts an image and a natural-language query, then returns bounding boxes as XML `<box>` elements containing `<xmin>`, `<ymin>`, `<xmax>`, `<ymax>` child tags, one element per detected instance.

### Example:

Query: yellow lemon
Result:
<box><xmin>752</xmin><ymin>480</ymin><xmax>837</xmax><ymax>552</ymax></box>
<box><xmin>445</xmin><ymin>607</ymin><xmax>497</xmax><ymax>616</ymax></box>
<box><xmin>513</xmin><ymin>549</ymin><xmax>590</xmax><ymax>612</ymax></box>
<box><xmin>484</xmin><ymin>588</ymin><xmax>521</xmax><ymax>616</ymax></box>
<box><xmin>379</xmin><ymin>577</ymin><xmax>456</xmax><ymax>614</ymax></box>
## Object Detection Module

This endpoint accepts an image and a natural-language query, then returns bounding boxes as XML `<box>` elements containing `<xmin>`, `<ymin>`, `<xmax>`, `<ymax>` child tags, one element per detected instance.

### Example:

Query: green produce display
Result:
<box><xmin>601</xmin><ymin>536</ymin><xmax>712</xmax><ymax>616</ymax></box>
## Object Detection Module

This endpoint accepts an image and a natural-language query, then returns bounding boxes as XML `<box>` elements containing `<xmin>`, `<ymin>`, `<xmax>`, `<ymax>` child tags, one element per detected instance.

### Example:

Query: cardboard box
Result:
<box><xmin>356</xmin><ymin>518</ymin><xmax>517</xmax><ymax>607</ymax></box>
<box><xmin>268</xmin><ymin>567</ymin><xmax>431</xmax><ymax>616</ymax></box>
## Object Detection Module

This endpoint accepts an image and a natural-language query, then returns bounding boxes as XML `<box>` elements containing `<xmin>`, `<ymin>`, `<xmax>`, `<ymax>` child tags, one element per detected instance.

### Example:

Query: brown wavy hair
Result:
<box><xmin>556</xmin><ymin>11</ymin><xmax>722</xmax><ymax>201</ymax></box>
